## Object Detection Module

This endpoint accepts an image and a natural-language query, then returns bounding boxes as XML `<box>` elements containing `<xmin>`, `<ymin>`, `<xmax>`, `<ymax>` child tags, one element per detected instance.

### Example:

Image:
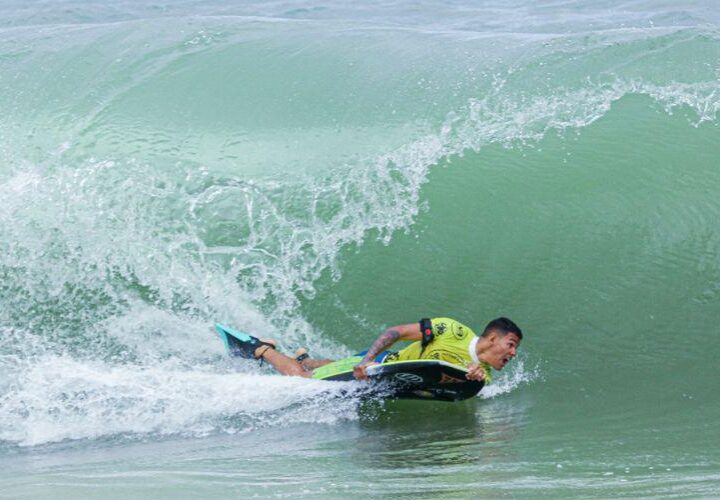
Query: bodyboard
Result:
<box><xmin>311</xmin><ymin>356</ymin><xmax>484</xmax><ymax>402</ymax></box>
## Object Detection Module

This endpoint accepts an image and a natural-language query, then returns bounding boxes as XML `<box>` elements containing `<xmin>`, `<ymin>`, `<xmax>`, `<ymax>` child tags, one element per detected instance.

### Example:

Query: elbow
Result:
<box><xmin>383</xmin><ymin>328</ymin><xmax>403</xmax><ymax>342</ymax></box>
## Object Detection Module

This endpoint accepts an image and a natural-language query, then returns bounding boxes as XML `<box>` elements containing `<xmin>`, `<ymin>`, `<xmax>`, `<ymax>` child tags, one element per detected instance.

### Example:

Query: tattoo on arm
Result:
<box><xmin>361</xmin><ymin>329</ymin><xmax>400</xmax><ymax>364</ymax></box>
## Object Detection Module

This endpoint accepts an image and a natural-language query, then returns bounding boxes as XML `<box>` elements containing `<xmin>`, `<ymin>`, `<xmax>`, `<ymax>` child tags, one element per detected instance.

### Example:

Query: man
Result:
<box><xmin>231</xmin><ymin>317</ymin><xmax>523</xmax><ymax>383</ymax></box>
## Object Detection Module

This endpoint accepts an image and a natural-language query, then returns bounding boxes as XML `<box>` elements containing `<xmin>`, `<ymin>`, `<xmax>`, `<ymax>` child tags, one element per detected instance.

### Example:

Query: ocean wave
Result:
<box><xmin>0</xmin><ymin>2</ymin><xmax>718</xmax><ymax>446</ymax></box>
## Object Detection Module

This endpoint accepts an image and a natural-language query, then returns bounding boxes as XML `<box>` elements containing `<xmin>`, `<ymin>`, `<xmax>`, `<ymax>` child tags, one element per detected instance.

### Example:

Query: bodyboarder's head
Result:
<box><xmin>477</xmin><ymin>317</ymin><xmax>522</xmax><ymax>370</ymax></box>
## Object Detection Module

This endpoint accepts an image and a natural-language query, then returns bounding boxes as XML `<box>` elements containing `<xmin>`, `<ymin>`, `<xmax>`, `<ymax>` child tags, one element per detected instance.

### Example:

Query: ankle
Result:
<box><xmin>254</xmin><ymin>345</ymin><xmax>272</xmax><ymax>359</ymax></box>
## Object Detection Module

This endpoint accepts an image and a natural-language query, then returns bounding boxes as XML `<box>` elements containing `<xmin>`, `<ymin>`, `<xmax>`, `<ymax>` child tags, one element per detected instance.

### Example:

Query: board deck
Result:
<box><xmin>216</xmin><ymin>323</ymin><xmax>484</xmax><ymax>402</ymax></box>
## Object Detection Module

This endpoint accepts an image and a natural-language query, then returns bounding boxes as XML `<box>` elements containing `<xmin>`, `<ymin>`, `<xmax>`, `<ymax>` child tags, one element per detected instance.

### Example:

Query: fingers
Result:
<box><xmin>353</xmin><ymin>362</ymin><xmax>380</xmax><ymax>380</ymax></box>
<box><xmin>465</xmin><ymin>367</ymin><xmax>485</xmax><ymax>381</ymax></box>
<box><xmin>353</xmin><ymin>365</ymin><xmax>368</xmax><ymax>380</ymax></box>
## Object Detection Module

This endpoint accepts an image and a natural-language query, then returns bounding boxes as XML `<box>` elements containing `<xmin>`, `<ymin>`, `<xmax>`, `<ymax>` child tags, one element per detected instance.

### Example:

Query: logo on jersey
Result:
<box><xmin>452</xmin><ymin>322</ymin><xmax>466</xmax><ymax>340</ymax></box>
<box><xmin>426</xmin><ymin>350</ymin><xmax>465</xmax><ymax>366</ymax></box>
<box><xmin>436</xmin><ymin>322</ymin><xmax>447</xmax><ymax>335</ymax></box>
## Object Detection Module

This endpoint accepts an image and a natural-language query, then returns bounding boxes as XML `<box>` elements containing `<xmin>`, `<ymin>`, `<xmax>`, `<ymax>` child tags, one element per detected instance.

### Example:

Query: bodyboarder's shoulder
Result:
<box><xmin>430</xmin><ymin>317</ymin><xmax>476</xmax><ymax>339</ymax></box>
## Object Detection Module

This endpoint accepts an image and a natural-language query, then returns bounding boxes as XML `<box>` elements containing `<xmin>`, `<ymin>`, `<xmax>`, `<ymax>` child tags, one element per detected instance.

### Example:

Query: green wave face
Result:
<box><xmin>0</xmin><ymin>0</ymin><xmax>719</xmax><ymax>496</ymax></box>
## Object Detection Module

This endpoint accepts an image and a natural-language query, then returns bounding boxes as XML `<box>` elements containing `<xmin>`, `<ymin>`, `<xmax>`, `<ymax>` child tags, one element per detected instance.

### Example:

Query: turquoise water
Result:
<box><xmin>1</xmin><ymin>1</ymin><xmax>719</xmax><ymax>497</ymax></box>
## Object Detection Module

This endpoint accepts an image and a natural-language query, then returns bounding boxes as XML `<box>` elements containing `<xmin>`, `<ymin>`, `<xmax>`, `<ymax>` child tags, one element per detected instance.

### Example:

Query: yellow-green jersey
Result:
<box><xmin>384</xmin><ymin>317</ymin><xmax>492</xmax><ymax>383</ymax></box>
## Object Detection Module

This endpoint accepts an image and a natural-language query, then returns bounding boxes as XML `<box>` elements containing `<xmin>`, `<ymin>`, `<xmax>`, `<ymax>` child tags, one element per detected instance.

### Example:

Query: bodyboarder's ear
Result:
<box><xmin>485</xmin><ymin>330</ymin><xmax>499</xmax><ymax>344</ymax></box>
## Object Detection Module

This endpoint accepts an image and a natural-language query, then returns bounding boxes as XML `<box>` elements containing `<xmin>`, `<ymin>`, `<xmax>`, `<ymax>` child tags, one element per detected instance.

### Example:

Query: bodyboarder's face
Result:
<box><xmin>482</xmin><ymin>332</ymin><xmax>521</xmax><ymax>370</ymax></box>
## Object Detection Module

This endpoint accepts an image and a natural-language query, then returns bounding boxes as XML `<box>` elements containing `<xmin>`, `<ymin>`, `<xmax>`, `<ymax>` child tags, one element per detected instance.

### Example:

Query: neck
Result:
<box><xmin>475</xmin><ymin>337</ymin><xmax>492</xmax><ymax>365</ymax></box>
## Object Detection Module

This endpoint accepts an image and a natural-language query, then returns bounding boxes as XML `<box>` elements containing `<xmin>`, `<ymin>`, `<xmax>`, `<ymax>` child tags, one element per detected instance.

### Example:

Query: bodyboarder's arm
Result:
<box><xmin>353</xmin><ymin>323</ymin><xmax>423</xmax><ymax>380</ymax></box>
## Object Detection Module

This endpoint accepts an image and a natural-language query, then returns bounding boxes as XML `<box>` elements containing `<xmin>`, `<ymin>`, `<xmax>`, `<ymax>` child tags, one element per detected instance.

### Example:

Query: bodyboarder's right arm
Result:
<box><xmin>353</xmin><ymin>322</ymin><xmax>423</xmax><ymax>380</ymax></box>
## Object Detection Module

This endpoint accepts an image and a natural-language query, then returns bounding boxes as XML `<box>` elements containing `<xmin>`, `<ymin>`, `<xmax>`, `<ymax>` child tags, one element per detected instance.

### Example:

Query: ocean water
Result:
<box><xmin>1</xmin><ymin>0</ymin><xmax>719</xmax><ymax>497</ymax></box>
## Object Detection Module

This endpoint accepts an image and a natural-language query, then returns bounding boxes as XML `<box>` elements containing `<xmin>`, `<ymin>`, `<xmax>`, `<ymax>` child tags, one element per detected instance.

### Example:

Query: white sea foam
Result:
<box><xmin>480</xmin><ymin>358</ymin><xmax>540</xmax><ymax>399</ymax></box>
<box><xmin>0</xmin><ymin>350</ymin><xmax>360</xmax><ymax>446</ymax></box>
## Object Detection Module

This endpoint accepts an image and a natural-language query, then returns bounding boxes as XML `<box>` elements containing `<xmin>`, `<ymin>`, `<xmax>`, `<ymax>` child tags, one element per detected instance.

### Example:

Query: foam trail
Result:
<box><xmin>0</xmin><ymin>350</ymin><xmax>362</xmax><ymax>446</ymax></box>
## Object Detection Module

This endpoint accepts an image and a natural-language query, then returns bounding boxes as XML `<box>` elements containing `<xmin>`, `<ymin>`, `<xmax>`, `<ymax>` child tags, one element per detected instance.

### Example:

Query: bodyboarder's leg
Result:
<box><xmin>294</xmin><ymin>347</ymin><xmax>333</xmax><ymax>370</ymax></box>
<box><xmin>254</xmin><ymin>345</ymin><xmax>318</xmax><ymax>378</ymax></box>
<box><xmin>299</xmin><ymin>358</ymin><xmax>333</xmax><ymax>369</ymax></box>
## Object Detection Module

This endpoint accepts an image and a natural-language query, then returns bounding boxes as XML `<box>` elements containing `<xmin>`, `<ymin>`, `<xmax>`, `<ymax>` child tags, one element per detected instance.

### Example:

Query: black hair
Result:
<box><xmin>482</xmin><ymin>317</ymin><xmax>523</xmax><ymax>339</ymax></box>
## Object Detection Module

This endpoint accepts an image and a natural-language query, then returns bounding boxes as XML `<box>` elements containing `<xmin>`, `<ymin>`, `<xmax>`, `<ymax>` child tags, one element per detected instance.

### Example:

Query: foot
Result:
<box><xmin>253</xmin><ymin>338</ymin><xmax>277</xmax><ymax>359</ymax></box>
<box><xmin>228</xmin><ymin>334</ymin><xmax>276</xmax><ymax>360</ymax></box>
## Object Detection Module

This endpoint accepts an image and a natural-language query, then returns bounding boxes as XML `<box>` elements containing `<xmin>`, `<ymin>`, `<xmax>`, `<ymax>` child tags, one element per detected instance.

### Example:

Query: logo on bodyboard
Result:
<box><xmin>439</xmin><ymin>373</ymin><xmax>465</xmax><ymax>384</ymax></box>
<box><xmin>394</xmin><ymin>372</ymin><xmax>424</xmax><ymax>385</ymax></box>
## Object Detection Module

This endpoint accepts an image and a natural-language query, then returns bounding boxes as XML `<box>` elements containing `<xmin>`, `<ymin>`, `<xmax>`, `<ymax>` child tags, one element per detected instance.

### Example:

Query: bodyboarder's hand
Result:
<box><xmin>353</xmin><ymin>362</ymin><xmax>379</xmax><ymax>380</ymax></box>
<box><xmin>466</xmin><ymin>363</ymin><xmax>486</xmax><ymax>382</ymax></box>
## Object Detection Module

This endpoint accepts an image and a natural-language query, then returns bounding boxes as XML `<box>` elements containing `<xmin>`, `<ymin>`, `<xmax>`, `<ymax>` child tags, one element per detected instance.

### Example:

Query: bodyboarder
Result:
<box><xmin>228</xmin><ymin>317</ymin><xmax>522</xmax><ymax>384</ymax></box>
